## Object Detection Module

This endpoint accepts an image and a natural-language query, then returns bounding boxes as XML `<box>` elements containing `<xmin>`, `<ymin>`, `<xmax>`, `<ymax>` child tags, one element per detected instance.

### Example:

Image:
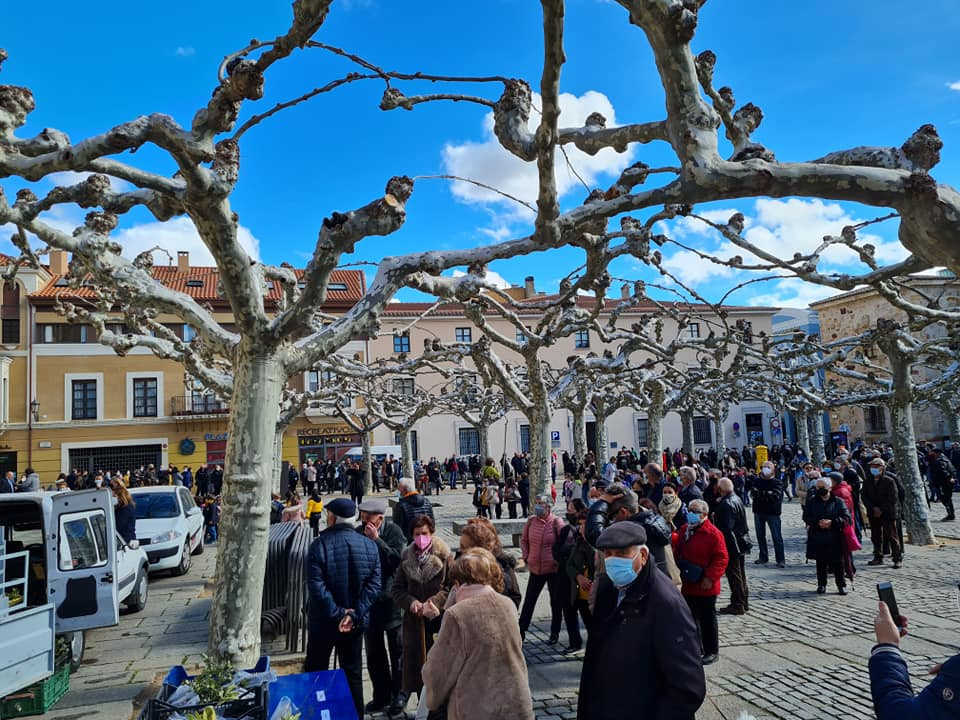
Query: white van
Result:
<box><xmin>342</xmin><ymin>445</ymin><xmax>402</xmax><ymax>462</ymax></box>
<box><xmin>0</xmin><ymin>489</ymin><xmax>149</xmax><ymax>696</ymax></box>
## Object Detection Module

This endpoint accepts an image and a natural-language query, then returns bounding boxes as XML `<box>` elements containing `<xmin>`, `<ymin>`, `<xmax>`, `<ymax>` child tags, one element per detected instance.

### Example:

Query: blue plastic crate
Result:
<box><xmin>267</xmin><ymin>670</ymin><xmax>356</xmax><ymax>720</ymax></box>
<box><xmin>161</xmin><ymin>656</ymin><xmax>271</xmax><ymax>697</ymax></box>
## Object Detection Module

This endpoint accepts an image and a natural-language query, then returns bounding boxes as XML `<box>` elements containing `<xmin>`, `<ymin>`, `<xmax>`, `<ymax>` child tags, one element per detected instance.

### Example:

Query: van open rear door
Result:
<box><xmin>47</xmin><ymin>490</ymin><xmax>119</xmax><ymax>632</ymax></box>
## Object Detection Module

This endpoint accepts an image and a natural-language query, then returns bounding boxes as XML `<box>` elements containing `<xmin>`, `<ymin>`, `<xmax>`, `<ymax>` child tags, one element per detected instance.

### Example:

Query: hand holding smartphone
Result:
<box><xmin>877</xmin><ymin>581</ymin><xmax>904</xmax><ymax>630</ymax></box>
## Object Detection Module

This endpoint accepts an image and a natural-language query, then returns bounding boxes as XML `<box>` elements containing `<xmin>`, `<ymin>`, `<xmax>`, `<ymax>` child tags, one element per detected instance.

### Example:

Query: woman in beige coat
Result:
<box><xmin>390</xmin><ymin>514</ymin><xmax>452</xmax><ymax>700</ymax></box>
<box><xmin>422</xmin><ymin>548</ymin><xmax>534</xmax><ymax>720</ymax></box>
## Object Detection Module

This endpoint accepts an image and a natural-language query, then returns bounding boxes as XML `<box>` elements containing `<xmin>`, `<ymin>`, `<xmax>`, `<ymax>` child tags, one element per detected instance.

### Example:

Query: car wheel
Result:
<box><xmin>68</xmin><ymin>631</ymin><xmax>85</xmax><ymax>673</ymax></box>
<box><xmin>191</xmin><ymin>531</ymin><xmax>204</xmax><ymax>556</ymax></box>
<box><xmin>126</xmin><ymin>567</ymin><xmax>149</xmax><ymax>612</ymax></box>
<box><xmin>172</xmin><ymin>541</ymin><xmax>191</xmax><ymax>576</ymax></box>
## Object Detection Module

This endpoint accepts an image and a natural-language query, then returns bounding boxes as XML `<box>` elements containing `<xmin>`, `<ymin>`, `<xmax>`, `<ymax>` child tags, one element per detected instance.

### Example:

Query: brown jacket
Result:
<box><xmin>422</xmin><ymin>590</ymin><xmax>534</xmax><ymax>720</ymax></box>
<box><xmin>391</xmin><ymin>537</ymin><xmax>453</xmax><ymax>695</ymax></box>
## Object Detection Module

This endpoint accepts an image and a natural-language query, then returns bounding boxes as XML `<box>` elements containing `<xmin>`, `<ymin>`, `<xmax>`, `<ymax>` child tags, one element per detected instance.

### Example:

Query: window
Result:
<box><xmin>133</xmin><ymin>377</ymin><xmax>158</xmax><ymax>417</ymax></box>
<box><xmin>394</xmin><ymin>430</ymin><xmax>419</xmax><ymax>460</ymax></box>
<box><xmin>637</xmin><ymin>418</ymin><xmax>649</xmax><ymax>448</ymax></box>
<box><xmin>865</xmin><ymin>405</ymin><xmax>887</xmax><ymax>433</ymax></box>
<box><xmin>393</xmin><ymin>333</ymin><xmax>411</xmax><ymax>353</ymax></box>
<box><xmin>692</xmin><ymin>416</ymin><xmax>712</xmax><ymax>445</ymax></box>
<box><xmin>574</xmin><ymin>329</ymin><xmax>590</xmax><ymax>349</ymax></box>
<box><xmin>307</xmin><ymin>369</ymin><xmax>336</xmax><ymax>393</ymax></box>
<box><xmin>183</xmin><ymin>325</ymin><xmax>196</xmax><ymax>342</ymax></box>
<box><xmin>688</xmin><ymin>322</ymin><xmax>700</xmax><ymax>339</ymax></box>
<box><xmin>737</xmin><ymin>320</ymin><xmax>753</xmax><ymax>345</ymax></box>
<box><xmin>516</xmin><ymin>326</ymin><xmax>528</xmax><ymax>344</ymax></box>
<box><xmin>1</xmin><ymin>319</ymin><xmax>18</xmax><ymax>345</ymax></box>
<box><xmin>520</xmin><ymin>424</ymin><xmax>531</xmax><ymax>454</ymax></box>
<box><xmin>455</xmin><ymin>327</ymin><xmax>472</xmax><ymax>344</ymax></box>
<box><xmin>71</xmin><ymin>379</ymin><xmax>98</xmax><ymax>420</ymax></box>
<box><xmin>328</xmin><ymin>282</ymin><xmax>349</xmax><ymax>291</ymax></box>
<box><xmin>185</xmin><ymin>279</ymin><xmax>204</xmax><ymax>288</ymax></box>
<box><xmin>393</xmin><ymin>378</ymin><xmax>415</xmax><ymax>396</ymax></box>
<box><xmin>37</xmin><ymin>324</ymin><xmax>89</xmax><ymax>343</ymax></box>
<box><xmin>459</xmin><ymin>427</ymin><xmax>480</xmax><ymax>455</ymax></box>
<box><xmin>1</xmin><ymin>283</ymin><xmax>18</xmax><ymax>345</ymax></box>
<box><xmin>58</xmin><ymin>511</ymin><xmax>108</xmax><ymax>571</ymax></box>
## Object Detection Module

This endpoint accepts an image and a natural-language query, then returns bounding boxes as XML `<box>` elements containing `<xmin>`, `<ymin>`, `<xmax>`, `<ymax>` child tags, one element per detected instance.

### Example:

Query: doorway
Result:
<box><xmin>745</xmin><ymin>414</ymin><xmax>764</xmax><ymax>446</ymax></box>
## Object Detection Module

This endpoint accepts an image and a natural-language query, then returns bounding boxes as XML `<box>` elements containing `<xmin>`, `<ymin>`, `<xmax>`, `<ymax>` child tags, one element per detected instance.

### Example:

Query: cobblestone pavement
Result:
<box><xmin>43</xmin><ymin>484</ymin><xmax>960</xmax><ymax>719</ymax></box>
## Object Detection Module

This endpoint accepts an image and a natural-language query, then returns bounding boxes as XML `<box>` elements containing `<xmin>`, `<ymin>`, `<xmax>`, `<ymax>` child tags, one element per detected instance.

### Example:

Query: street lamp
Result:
<box><xmin>30</xmin><ymin>399</ymin><xmax>40</xmax><ymax>422</ymax></box>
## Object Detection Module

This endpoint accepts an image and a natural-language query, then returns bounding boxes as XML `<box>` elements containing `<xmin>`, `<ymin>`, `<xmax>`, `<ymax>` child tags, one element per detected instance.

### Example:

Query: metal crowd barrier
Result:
<box><xmin>261</xmin><ymin>521</ymin><xmax>313</xmax><ymax>653</ymax></box>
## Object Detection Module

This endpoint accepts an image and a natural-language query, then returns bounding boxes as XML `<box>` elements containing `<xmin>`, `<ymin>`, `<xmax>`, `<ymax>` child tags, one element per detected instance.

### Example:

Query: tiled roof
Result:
<box><xmin>29</xmin><ymin>265</ymin><xmax>365</xmax><ymax>307</ymax></box>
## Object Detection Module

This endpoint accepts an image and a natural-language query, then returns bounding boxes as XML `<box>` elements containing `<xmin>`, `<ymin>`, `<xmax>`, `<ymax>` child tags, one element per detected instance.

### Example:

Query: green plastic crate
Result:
<box><xmin>0</xmin><ymin>664</ymin><xmax>70</xmax><ymax>719</ymax></box>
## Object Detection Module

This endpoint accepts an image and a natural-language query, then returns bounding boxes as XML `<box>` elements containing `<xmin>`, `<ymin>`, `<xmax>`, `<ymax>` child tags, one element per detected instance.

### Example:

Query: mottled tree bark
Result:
<box><xmin>361</xmin><ymin>430</ymin><xmax>372</xmax><ymax>493</ymax></box>
<box><xmin>594</xmin><ymin>414</ymin><xmax>609</xmax><ymax>461</ymax></box>
<box><xmin>808</xmin><ymin>413</ymin><xmax>827</xmax><ymax>466</ymax></box>
<box><xmin>796</xmin><ymin>411</ymin><xmax>811</xmax><ymax>456</ymax></box>
<box><xmin>680</xmin><ymin>410</ymin><xmax>695</xmax><ymax>456</ymax></box>
<box><xmin>647</xmin><ymin>383</ymin><xmax>665</xmax><ymax>466</ymax></box>
<box><xmin>399</xmin><ymin>429</ymin><xmax>414</xmax><ymax>480</ymax></box>
<box><xmin>713</xmin><ymin>410</ymin><xmax>727</xmax><ymax>456</ymax></box>
<box><xmin>476</xmin><ymin>424</ymin><xmax>491</xmax><ymax>461</ymax></box>
<box><xmin>209</xmin><ymin>353</ymin><xmax>284</xmax><ymax>666</ymax></box>
<box><xmin>571</xmin><ymin>408</ymin><xmax>588</xmax><ymax>467</ymax></box>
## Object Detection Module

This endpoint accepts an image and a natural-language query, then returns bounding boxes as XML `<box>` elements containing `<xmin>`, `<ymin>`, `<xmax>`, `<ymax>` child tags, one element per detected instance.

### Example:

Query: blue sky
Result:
<box><xmin>3</xmin><ymin>0</ymin><xmax>959</xmax><ymax>307</ymax></box>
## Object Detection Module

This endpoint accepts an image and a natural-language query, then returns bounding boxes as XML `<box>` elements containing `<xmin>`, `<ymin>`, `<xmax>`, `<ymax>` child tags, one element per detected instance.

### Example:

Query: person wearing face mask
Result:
<box><xmin>802</xmin><ymin>477</ymin><xmax>851</xmax><ymax>594</ymax></box>
<box><xmin>672</xmin><ymin>499</ymin><xmax>729</xmax><ymax>665</ymax></box>
<box><xmin>578</xmin><ymin>522</ymin><xmax>706</xmax><ymax>720</ymax></box>
<box><xmin>749</xmin><ymin>461</ymin><xmax>786</xmax><ymax>567</ymax></box>
<box><xmin>862</xmin><ymin>457</ymin><xmax>904</xmax><ymax>568</ymax></box>
<box><xmin>835</xmin><ymin>454</ymin><xmax>866</xmax><ymax>541</ymax></box>
<box><xmin>658</xmin><ymin>481</ymin><xmax>686</xmax><ymax>533</ymax></box>
<box><xmin>518</xmin><ymin>494</ymin><xmax>570</xmax><ymax>646</ymax></box>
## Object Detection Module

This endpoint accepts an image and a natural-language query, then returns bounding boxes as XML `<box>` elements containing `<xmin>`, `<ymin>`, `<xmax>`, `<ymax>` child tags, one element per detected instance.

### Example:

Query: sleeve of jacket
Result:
<box><xmin>705</xmin><ymin>528</ymin><xmax>729</xmax><ymax>582</ymax></box>
<box><xmin>356</xmin><ymin>542</ymin><xmax>382</xmax><ymax>621</ymax></box>
<box><xmin>714</xmin><ymin>501</ymin><xmax>736</xmax><ymax>550</ymax></box>
<box><xmin>585</xmin><ymin>500</ymin><xmax>611</xmax><ymax>547</ymax></box>
<box><xmin>422</xmin><ymin>611</ymin><xmax>468</xmax><ymax>711</ymax></box>
<box><xmin>869</xmin><ymin>647</ymin><xmax>927</xmax><ymax>720</ymax></box>
<box><xmin>390</xmin><ymin>557</ymin><xmax>416</xmax><ymax>613</ymax></box>
<box><xmin>377</xmin><ymin>524</ymin><xmax>406</xmax><ymax>578</ymax></box>
<box><xmin>521</xmin><ymin>518</ymin><xmax>531</xmax><ymax>561</ymax></box>
<box><xmin>653</xmin><ymin>591</ymin><xmax>707</xmax><ymax>720</ymax></box>
<box><xmin>306</xmin><ymin>541</ymin><xmax>342</xmax><ymax>621</ymax></box>
<box><xmin>644</xmin><ymin>514</ymin><xmax>672</xmax><ymax>548</ymax></box>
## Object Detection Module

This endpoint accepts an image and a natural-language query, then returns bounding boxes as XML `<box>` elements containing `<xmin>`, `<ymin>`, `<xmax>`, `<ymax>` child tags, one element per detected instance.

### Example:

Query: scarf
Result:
<box><xmin>659</xmin><ymin>493</ymin><xmax>682</xmax><ymax>522</ymax></box>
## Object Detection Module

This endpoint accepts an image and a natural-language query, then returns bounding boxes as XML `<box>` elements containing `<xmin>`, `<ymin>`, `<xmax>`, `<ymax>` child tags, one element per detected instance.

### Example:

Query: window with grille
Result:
<box><xmin>72</xmin><ymin>379</ymin><xmax>98</xmax><ymax>420</ymax></box>
<box><xmin>37</xmin><ymin>324</ymin><xmax>89</xmax><ymax>343</ymax></box>
<box><xmin>1</xmin><ymin>284</ymin><xmax>18</xmax><ymax>345</ymax></box>
<box><xmin>688</xmin><ymin>322</ymin><xmax>700</xmax><ymax>339</ymax></box>
<box><xmin>692</xmin><ymin>416</ymin><xmax>712</xmax><ymax>445</ymax></box>
<box><xmin>637</xmin><ymin>418</ymin><xmax>649</xmax><ymax>448</ymax></box>
<box><xmin>455</xmin><ymin>327</ymin><xmax>472</xmax><ymax>344</ymax></box>
<box><xmin>459</xmin><ymin>427</ymin><xmax>480</xmax><ymax>455</ymax></box>
<box><xmin>133</xmin><ymin>378</ymin><xmax>158</xmax><ymax>417</ymax></box>
<box><xmin>520</xmin><ymin>424</ymin><xmax>531</xmax><ymax>454</ymax></box>
<box><xmin>393</xmin><ymin>378</ymin><xmax>415</xmax><ymax>396</ymax></box>
<box><xmin>394</xmin><ymin>430</ymin><xmax>419</xmax><ymax>460</ymax></box>
<box><xmin>1</xmin><ymin>319</ymin><xmax>18</xmax><ymax>344</ymax></box>
<box><xmin>865</xmin><ymin>405</ymin><xmax>887</xmax><ymax>433</ymax></box>
<box><xmin>68</xmin><ymin>443</ymin><xmax>162</xmax><ymax>475</ymax></box>
<box><xmin>574</xmin><ymin>329</ymin><xmax>590</xmax><ymax>348</ymax></box>
<box><xmin>393</xmin><ymin>333</ymin><xmax>410</xmax><ymax>353</ymax></box>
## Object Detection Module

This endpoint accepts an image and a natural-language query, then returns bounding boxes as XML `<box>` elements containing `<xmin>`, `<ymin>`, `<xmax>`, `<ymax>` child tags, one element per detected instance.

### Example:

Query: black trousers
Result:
<box><xmin>816</xmin><ymin>558</ymin><xmax>845</xmax><ymax>589</ymax></box>
<box><xmin>519</xmin><ymin>572</ymin><xmax>564</xmax><ymax>640</ymax></box>
<box><xmin>365</xmin><ymin>623</ymin><xmax>402</xmax><ymax>704</ymax></box>
<box><xmin>684</xmin><ymin>594</ymin><xmax>719</xmax><ymax>656</ymax></box>
<box><xmin>941</xmin><ymin>482</ymin><xmax>955</xmax><ymax>517</ymax></box>
<box><xmin>724</xmin><ymin>554</ymin><xmax>749</xmax><ymax>612</ymax></box>
<box><xmin>304</xmin><ymin>625</ymin><xmax>365</xmax><ymax>719</ymax></box>
<box><xmin>870</xmin><ymin>516</ymin><xmax>902</xmax><ymax>562</ymax></box>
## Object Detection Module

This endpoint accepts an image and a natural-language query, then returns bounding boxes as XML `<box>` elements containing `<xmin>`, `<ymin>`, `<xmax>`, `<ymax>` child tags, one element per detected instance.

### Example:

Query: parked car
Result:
<box><xmin>0</xmin><ymin>488</ymin><xmax>150</xmax><ymax>690</ymax></box>
<box><xmin>130</xmin><ymin>487</ymin><xmax>204</xmax><ymax>576</ymax></box>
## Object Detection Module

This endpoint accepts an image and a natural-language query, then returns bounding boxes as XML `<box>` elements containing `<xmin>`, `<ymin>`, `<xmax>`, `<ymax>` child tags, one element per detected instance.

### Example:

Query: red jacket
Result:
<box><xmin>522</xmin><ymin>512</ymin><xmax>564</xmax><ymax>575</ymax></box>
<box><xmin>833</xmin><ymin>482</ymin><xmax>855</xmax><ymax>518</ymax></box>
<box><xmin>672</xmin><ymin>519</ymin><xmax>729</xmax><ymax>597</ymax></box>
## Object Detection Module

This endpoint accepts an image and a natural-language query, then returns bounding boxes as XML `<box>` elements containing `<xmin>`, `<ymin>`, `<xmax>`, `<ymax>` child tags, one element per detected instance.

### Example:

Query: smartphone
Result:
<box><xmin>877</xmin><ymin>582</ymin><xmax>904</xmax><ymax>630</ymax></box>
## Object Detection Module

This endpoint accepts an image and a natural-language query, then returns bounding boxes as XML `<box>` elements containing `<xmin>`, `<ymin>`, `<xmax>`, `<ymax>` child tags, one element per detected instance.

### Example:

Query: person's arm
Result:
<box><xmin>653</xmin><ymin>596</ymin><xmax>707</xmax><ymax>720</ymax></box>
<box><xmin>377</xmin><ymin>525</ymin><xmax>405</xmax><ymax>578</ymax></box>
<box><xmin>521</xmin><ymin>519</ymin><xmax>531</xmax><ymax>561</ymax></box>
<box><xmin>356</xmin><ymin>547</ymin><xmax>382</xmax><ymax>621</ymax></box>
<box><xmin>390</xmin><ymin>556</ymin><xmax>416</xmax><ymax>612</ymax></box>
<box><xmin>705</xmin><ymin>530</ymin><xmax>729</xmax><ymax>583</ymax></box>
<box><xmin>584</xmin><ymin>499</ymin><xmax>611</xmax><ymax>547</ymax></box>
<box><xmin>306</xmin><ymin>543</ymin><xmax>341</xmax><ymax>620</ymax></box>
<box><xmin>422</xmin><ymin>611</ymin><xmax>468</xmax><ymax>711</ymax></box>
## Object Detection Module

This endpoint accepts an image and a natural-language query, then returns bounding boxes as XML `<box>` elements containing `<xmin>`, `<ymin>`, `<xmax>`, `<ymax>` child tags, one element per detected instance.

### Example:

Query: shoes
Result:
<box><xmin>718</xmin><ymin>606</ymin><xmax>745</xmax><ymax>615</ymax></box>
<box><xmin>893</xmin><ymin>561</ymin><xmax>902</xmax><ymax>569</ymax></box>
<box><xmin>817</xmin><ymin>586</ymin><xmax>826</xmax><ymax>594</ymax></box>
<box><xmin>389</xmin><ymin>693</ymin><xmax>408</xmax><ymax>717</ymax></box>
<box><xmin>838</xmin><ymin>587</ymin><xmax>848</xmax><ymax>596</ymax></box>
<box><xmin>867</xmin><ymin>558</ymin><xmax>884</xmax><ymax>566</ymax></box>
<box><xmin>563</xmin><ymin>644</ymin><xmax>583</xmax><ymax>655</ymax></box>
<box><xmin>366</xmin><ymin>699</ymin><xmax>390</xmax><ymax>713</ymax></box>
<box><xmin>942</xmin><ymin>515</ymin><xmax>956</xmax><ymax>522</ymax></box>
<box><xmin>754</xmin><ymin>559</ymin><xmax>768</xmax><ymax>565</ymax></box>
<box><xmin>701</xmin><ymin>653</ymin><xmax>719</xmax><ymax>665</ymax></box>
<box><xmin>776</xmin><ymin>562</ymin><xmax>786</xmax><ymax>569</ymax></box>
<box><xmin>547</xmin><ymin>634</ymin><xmax>559</xmax><ymax>645</ymax></box>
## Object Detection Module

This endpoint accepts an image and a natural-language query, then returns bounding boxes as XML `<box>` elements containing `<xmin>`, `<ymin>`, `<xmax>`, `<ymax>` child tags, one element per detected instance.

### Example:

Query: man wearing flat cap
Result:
<box><xmin>357</xmin><ymin>499</ymin><xmax>407</xmax><ymax>717</ymax></box>
<box><xmin>862</xmin><ymin>457</ymin><xmax>904</xmax><ymax>569</ymax></box>
<box><xmin>577</xmin><ymin>522</ymin><xmax>705</xmax><ymax>720</ymax></box>
<box><xmin>305</xmin><ymin>497</ymin><xmax>381</xmax><ymax>719</ymax></box>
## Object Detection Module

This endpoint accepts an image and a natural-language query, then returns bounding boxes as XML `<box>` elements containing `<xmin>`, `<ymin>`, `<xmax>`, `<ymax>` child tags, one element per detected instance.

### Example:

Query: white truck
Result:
<box><xmin>0</xmin><ymin>489</ymin><xmax>150</xmax><ymax>698</ymax></box>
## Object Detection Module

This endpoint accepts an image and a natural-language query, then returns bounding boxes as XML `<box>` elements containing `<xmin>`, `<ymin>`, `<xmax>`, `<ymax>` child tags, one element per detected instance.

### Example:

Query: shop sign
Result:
<box><xmin>205</xmin><ymin>432</ymin><xmax>229</xmax><ymax>441</ymax></box>
<box><xmin>296</xmin><ymin>425</ymin><xmax>353</xmax><ymax>437</ymax></box>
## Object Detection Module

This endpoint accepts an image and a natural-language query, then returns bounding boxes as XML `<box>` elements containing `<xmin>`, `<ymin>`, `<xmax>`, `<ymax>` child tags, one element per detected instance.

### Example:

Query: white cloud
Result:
<box><xmin>47</xmin><ymin>171</ymin><xmax>133</xmax><ymax>193</ymax></box>
<box><xmin>442</xmin><ymin>90</ymin><xmax>635</xmax><ymax>218</ymax></box>
<box><xmin>748</xmin><ymin>278</ymin><xmax>840</xmax><ymax>309</ymax></box>
<box><xmin>948</xmin><ymin>81</ymin><xmax>960</xmax><ymax>92</ymax></box>
<box><xmin>112</xmin><ymin>216</ymin><xmax>261</xmax><ymax>266</ymax></box>
<box><xmin>175</xmin><ymin>46</ymin><xmax>196</xmax><ymax>57</ymax></box>
<box><xmin>452</xmin><ymin>268</ymin><xmax>511</xmax><ymax>290</ymax></box>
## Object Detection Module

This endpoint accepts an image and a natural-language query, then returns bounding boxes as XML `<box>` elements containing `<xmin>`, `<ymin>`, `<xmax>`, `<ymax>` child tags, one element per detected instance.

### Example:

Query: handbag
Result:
<box><xmin>675</xmin><ymin>556</ymin><xmax>704</xmax><ymax>583</ymax></box>
<box><xmin>843</xmin><ymin>521</ymin><xmax>862</xmax><ymax>552</ymax></box>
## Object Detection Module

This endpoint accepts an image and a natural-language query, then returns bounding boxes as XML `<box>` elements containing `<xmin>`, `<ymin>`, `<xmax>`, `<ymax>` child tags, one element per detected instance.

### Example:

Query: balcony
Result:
<box><xmin>171</xmin><ymin>395</ymin><xmax>229</xmax><ymax>417</ymax></box>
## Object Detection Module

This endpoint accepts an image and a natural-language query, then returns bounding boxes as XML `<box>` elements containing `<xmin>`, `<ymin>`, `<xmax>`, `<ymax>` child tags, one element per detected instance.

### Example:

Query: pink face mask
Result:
<box><xmin>414</xmin><ymin>534</ymin><xmax>432</xmax><ymax>551</ymax></box>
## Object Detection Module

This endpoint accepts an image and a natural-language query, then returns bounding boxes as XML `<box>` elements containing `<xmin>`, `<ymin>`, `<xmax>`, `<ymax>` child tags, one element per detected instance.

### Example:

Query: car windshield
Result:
<box><xmin>133</xmin><ymin>494</ymin><xmax>179</xmax><ymax>519</ymax></box>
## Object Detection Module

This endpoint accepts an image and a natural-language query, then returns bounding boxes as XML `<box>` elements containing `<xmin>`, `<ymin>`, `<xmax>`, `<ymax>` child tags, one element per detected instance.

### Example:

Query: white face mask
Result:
<box><xmin>761</xmin><ymin>467</ymin><xmax>773</xmax><ymax>477</ymax></box>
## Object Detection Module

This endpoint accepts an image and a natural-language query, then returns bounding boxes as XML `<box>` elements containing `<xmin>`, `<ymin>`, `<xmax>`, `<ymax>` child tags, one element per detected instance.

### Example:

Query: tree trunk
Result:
<box><xmin>399</xmin><ymin>429</ymin><xmax>414</xmax><ymax>480</ymax></box>
<box><xmin>809</xmin><ymin>413</ymin><xmax>827</xmax><ymax>466</ymax></box>
<box><xmin>647</xmin><ymin>383</ymin><xmax>665</xmax><ymax>466</ymax></box>
<box><xmin>571</xmin><ymin>408</ymin><xmax>587</xmax><ymax>467</ymax></box>
<box><xmin>361</xmin><ymin>430</ymin><xmax>372</xmax><ymax>493</ymax></box>
<box><xmin>942</xmin><ymin>404</ymin><xmax>960</xmax><ymax>443</ymax></box>
<box><xmin>680</xmin><ymin>410</ymin><xmax>694</xmax><ymax>456</ymax></box>
<box><xmin>886</xmin><ymin>352</ymin><xmax>936</xmax><ymax>545</ymax></box>
<box><xmin>594</xmin><ymin>413</ymin><xmax>609</xmax><ymax>461</ymax></box>
<box><xmin>713</xmin><ymin>409</ymin><xmax>727</xmax><ymax>456</ymax></box>
<box><xmin>209</xmin><ymin>353</ymin><xmax>285</xmax><ymax>665</ymax></box>
<box><xmin>527</xmin><ymin>400</ymin><xmax>552</xmax><ymax>504</ymax></box>
<box><xmin>476</xmin><ymin>423</ymin><xmax>490</xmax><ymax>461</ymax></box>
<box><xmin>796</xmin><ymin>411</ymin><xmax>810</xmax><ymax>456</ymax></box>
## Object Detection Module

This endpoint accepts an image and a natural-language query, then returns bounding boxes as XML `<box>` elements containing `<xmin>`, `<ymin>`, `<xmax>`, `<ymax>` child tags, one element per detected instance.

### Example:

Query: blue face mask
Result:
<box><xmin>686</xmin><ymin>511</ymin><xmax>702</xmax><ymax>526</ymax></box>
<box><xmin>533</xmin><ymin>505</ymin><xmax>547</xmax><ymax>518</ymax></box>
<box><xmin>605</xmin><ymin>556</ymin><xmax>639</xmax><ymax>588</ymax></box>
<box><xmin>870</xmin><ymin>467</ymin><xmax>882</xmax><ymax>476</ymax></box>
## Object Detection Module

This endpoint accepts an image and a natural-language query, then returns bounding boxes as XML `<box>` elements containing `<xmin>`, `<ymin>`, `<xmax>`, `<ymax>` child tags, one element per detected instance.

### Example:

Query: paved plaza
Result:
<box><xmin>45</xmin><ymin>487</ymin><xmax>960</xmax><ymax>719</ymax></box>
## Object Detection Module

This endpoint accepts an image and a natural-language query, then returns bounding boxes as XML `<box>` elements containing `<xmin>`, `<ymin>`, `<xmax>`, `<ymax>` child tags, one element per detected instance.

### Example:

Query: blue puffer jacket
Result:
<box><xmin>306</xmin><ymin>523</ymin><xmax>381</xmax><ymax>631</ymax></box>
<box><xmin>870</xmin><ymin>645</ymin><xmax>960</xmax><ymax>719</ymax></box>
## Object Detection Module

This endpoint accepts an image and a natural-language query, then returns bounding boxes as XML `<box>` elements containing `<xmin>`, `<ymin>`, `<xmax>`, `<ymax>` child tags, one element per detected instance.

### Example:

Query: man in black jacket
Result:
<box><xmin>715</xmin><ymin>477</ymin><xmax>751</xmax><ymax>615</ymax></box>
<box><xmin>578</xmin><ymin>522</ymin><xmax>705</xmax><ymax>720</ymax></box>
<box><xmin>392</xmin><ymin>477</ymin><xmax>434</xmax><ymax>542</ymax></box>
<box><xmin>357</xmin><ymin>500</ymin><xmax>407</xmax><ymax>717</ymax></box>
<box><xmin>305</xmin><ymin>498</ymin><xmax>381</xmax><ymax>719</ymax></box>
<box><xmin>928</xmin><ymin>446</ymin><xmax>956</xmax><ymax>522</ymax></box>
<box><xmin>862</xmin><ymin>457</ymin><xmax>903</xmax><ymax>568</ymax></box>
<box><xmin>748</xmin><ymin>460</ymin><xmax>785</xmax><ymax>567</ymax></box>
